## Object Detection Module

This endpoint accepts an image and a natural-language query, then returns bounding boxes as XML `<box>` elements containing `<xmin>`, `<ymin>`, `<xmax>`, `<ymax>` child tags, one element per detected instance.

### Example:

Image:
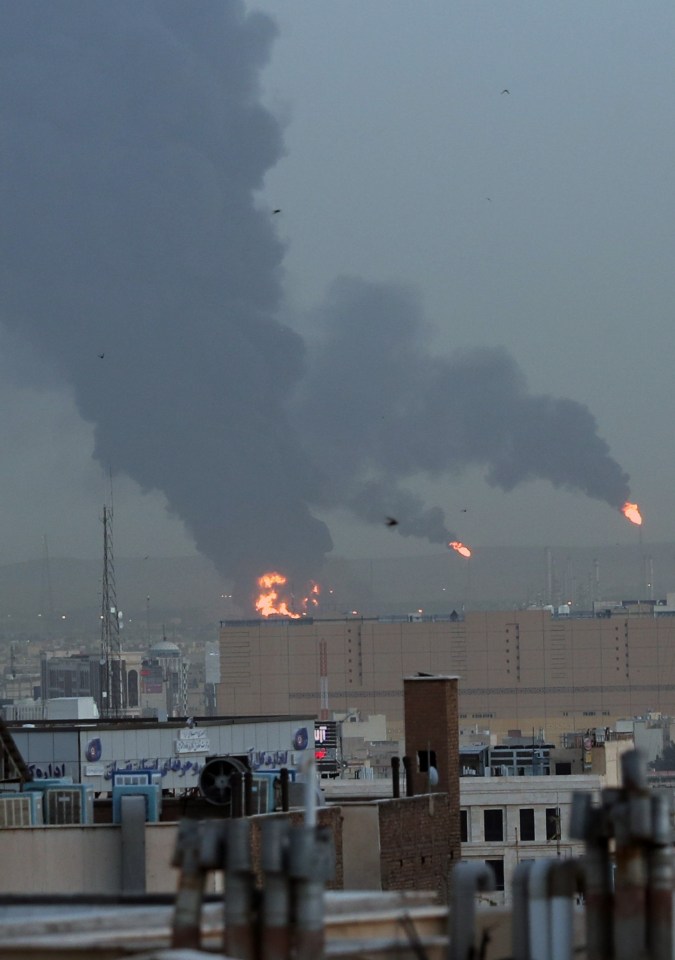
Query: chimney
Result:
<box><xmin>403</xmin><ymin>674</ymin><xmax>460</xmax><ymax>807</ymax></box>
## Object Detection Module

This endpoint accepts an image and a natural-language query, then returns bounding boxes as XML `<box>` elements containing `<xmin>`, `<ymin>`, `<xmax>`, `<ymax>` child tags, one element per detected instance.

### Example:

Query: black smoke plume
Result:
<box><xmin>0</xmin><ymin>3</ymin><xmax>633</xmax><ymax>610</ymax></box>
<box><xmin>294</xmin><ymin>277</ymin><xmax>631</xmax><ymax>541</ymax></box>
<box><xmin>0</xmin><ymin>0</ymin><xmax>332</xmax><ymax>607</ymax></box>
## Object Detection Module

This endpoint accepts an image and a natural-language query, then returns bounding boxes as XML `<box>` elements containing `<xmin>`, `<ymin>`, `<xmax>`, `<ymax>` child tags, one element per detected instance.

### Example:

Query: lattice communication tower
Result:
<box><xmin>100</xmin><ymin>505</ymin><xmax>123</xmax><ymax>717</ymax></box>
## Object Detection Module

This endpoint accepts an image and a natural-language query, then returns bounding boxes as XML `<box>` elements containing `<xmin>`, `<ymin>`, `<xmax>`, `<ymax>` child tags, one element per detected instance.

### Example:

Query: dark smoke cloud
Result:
<box><xmin>294</xmin><ymin>277</ymin><xmax>631</xmax><ymax>537</ymax></box>
<box><xmin>0</xmin><ymin>3</ymin><xmax>633</xmax><ymax>610</ymax></box>
<box><xmin>0</xmin><ymin>1</ymin><xmax>331</xmax><ymax>605</ymax></box>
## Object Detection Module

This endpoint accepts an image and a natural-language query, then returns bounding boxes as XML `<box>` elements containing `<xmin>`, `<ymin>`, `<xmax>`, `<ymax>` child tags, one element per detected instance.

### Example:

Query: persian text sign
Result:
<box><xmin>175</xmin><ymin>736</ymin><xmax>210</xmax><ymax>754</ymax></box>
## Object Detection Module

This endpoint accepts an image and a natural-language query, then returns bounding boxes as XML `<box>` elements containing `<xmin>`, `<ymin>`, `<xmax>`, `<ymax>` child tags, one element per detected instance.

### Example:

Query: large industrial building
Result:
<box><xmin>217</xmin><ymin>605</ymin><xmax>675</xmax><ymax>741</ymax></box>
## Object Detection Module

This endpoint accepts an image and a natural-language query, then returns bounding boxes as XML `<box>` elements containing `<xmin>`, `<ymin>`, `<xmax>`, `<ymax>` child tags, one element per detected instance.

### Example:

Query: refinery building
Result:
<box><xmin>217</xmin><ymin>601</ymin><xmax>675</xmax><ymax>742</ymax></box>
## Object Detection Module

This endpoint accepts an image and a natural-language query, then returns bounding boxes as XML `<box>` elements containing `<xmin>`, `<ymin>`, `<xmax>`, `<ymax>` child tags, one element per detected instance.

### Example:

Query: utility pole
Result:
<box><xmin>100</xmin><ymin>505</ymin><xmax>123</xmax><ymax>717</ymax></box>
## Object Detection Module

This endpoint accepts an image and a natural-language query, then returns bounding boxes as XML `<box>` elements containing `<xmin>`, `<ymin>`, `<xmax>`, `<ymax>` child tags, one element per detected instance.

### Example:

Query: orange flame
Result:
<box><xmin>621</xmin><ymin>501</ymin><xmax>643</xmax><ymax>526</ymax></box>
<box><xmin>254</xmin><ymin>572</ymin><xmax>321</xmax><ymax>618</ymax></box>
<box><xmin>448</xmin><ymin>540</ymin><xmax>472</xmax><ymax>559</ymax></box>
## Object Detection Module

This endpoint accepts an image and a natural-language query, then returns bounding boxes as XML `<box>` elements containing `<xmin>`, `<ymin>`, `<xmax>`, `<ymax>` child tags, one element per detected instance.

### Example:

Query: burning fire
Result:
<box><xmin>621</xmin><ymin>501</ymin><xmax>643</xmax><ymax>526</ymax></box>
<box><xmin>254</xmin><ymin>572</ymin><xmax>320</xmax><ymax>618</ymax></box>
<box><xmin>448</xmin><ymin>540</ymin><xmax>472</xmax><ymax>559</ymax></box>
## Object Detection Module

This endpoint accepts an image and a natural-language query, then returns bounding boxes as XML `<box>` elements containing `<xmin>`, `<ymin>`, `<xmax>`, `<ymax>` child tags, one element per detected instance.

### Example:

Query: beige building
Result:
<box><xmin>218</xmin><ymin>609</ymin><xmax>675</xmax><ymax>741</ymax></box>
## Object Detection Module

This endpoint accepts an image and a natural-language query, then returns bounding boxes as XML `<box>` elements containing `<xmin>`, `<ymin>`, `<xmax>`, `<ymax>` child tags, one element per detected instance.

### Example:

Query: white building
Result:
<box><xmin>459</xmin><ymin>774</ymin><xmax>603</xmax><ymax>902</ymax></box>
<box><xmin>8</xmin><ymin>715</ymin><xmax>315</xmax><ymax>794</ymax></box>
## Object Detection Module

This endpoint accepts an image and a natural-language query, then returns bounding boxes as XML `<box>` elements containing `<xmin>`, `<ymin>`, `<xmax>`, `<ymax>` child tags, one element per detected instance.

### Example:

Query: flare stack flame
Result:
<box><xmin>621</xmin><ymin>501</ymin><xmax>643</xmax><ymax>526</ymax></box>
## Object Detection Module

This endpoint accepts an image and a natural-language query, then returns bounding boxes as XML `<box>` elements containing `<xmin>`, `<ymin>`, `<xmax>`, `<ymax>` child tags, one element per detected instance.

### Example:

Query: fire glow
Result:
<box><xmin>448</xmin><ymin>540</ymin><xmax>472</xmax><ymax>559</ymax></box>
<box><xmin>621</xmin><ymin>501</ymin><xmax>643</xmax><ymax>526</ymax></box>
<box><xmin>254</xmin><ymin>572</ymin><xmax>320</xmax><ymax>618</ymax></box>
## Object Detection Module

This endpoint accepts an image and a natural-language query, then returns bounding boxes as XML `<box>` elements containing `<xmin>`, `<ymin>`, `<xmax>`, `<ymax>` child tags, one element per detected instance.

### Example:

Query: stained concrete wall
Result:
<box><xmin>0</xmin><ymin>824</ymin><xmax>181</xmax><ymax>895</ymax></box>
<box><xmin>340</xmin><ymin>804</ymin><xmax>381</xmax><ymax>890</ymax></box>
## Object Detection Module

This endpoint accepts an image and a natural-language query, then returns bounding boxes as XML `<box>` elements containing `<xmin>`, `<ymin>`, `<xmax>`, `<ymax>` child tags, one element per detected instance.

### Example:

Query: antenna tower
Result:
<box><xmin>100</xmin><ymin>504</ymin><xmax>123</xmax><ymax>717</ymax></box>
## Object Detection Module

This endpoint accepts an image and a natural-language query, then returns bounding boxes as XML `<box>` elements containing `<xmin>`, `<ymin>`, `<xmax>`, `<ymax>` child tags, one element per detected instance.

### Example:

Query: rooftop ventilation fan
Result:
<box><xmin>198</xmin><ymin>756</ymin><xmax>247</xmax><ymax>808</ymax></box>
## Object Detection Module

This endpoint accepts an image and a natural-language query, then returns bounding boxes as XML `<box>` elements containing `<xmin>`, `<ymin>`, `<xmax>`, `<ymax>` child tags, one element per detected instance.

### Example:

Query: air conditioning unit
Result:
<box><xmin>113</xmin><ymin>772</ymin><xmax>162</xmax><ymax>789</ymax></box>
<box><xmin>23</xmin><ymin>778</ymin><xmax>74</xmax><ymax>792</ymax></box>
<box><xmin>112</xmin><ymin>783</ymin><xmax>162</xmax><ymax>823</ymax></box>
<box><xmin>0</xmin><ymin>793</ymin><xmax>43</xmax><ymax>827</ymax></box>
<box><xmin>44</xmin><ymin>786</ymin><xmax>94</xmax><ymax>825</ymax></box>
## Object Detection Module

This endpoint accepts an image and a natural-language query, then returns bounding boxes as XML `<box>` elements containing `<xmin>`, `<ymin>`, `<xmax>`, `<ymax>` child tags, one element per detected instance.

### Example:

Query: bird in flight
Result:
<box><xmin>501</xmin><ymin>89</ymin><xmax>510</xmax><ymax>95</ymax></box>
<box><xmin>385</xmin><ymin>517</ymin><xmax>399</xmax><ymax>527</ymax></box>
<box><xmin>98</xmin><ymin>352</ymin><xmax>105</xmax><ymax>359</ymax></box>
<box><xmin>272</xmin><ymin>208</ymin><xmax>282</xmax><ymax>214</ymax></box>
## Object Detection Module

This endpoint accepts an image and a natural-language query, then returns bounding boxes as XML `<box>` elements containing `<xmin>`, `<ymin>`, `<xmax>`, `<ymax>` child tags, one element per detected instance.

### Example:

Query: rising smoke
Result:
<box><xmin>0</xmin><ymin>2</ymin><xmax>633</xmax><ymax>608</ymax></box>
<box><xmin>294</xmin><ymin>277</ymin><xmax>631</xmax><ymax>544</ymax></box>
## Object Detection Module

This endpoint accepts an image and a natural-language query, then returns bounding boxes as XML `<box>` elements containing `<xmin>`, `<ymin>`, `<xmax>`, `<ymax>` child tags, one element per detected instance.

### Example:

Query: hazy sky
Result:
<box><xmin>1</xmin><ymin>1</ymin><xmax>673</xmax><ymax>582</ymax></box>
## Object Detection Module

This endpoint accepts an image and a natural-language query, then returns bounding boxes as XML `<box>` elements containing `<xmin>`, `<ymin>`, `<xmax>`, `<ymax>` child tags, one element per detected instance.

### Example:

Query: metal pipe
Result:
<box><xmin>261</xmin><ymin>818</ymin><xmax>291</xmax><ymax>960</ymax></box>
<box><xmin>288</xmin><ymin>825</ymin><xmax>335</xmax><ymax>960</ymax></box>
<box><xmin>647</xmin><ymin>792</ymin><xmax>673</xmax><ymax>960</ymax></box>
<box><xmin>511</xmin><ymin>861</ymin><xmax>533</xmax><ymax>960</ymax></box>
<box><xmin>613</xmin><ymin>805</ymin><xmax>648</xmax><ymax>959</ymax></box>
<box><xmin>622</xmin><ymin>748</ymin><xmax>648</xmax><ymax>792</ymax></box>
<box><xmin>223</xmin><ymin>818</ymin><xmax>255</xmax><ymax>960</ymax></box>
<box><xmin>170</xmin><ymin>819</ymin><xmax>225</xmax><ymax>950</ymax></box>
<box><xmin>570</xmin><ymin>792</ymin><xmax>613</xmax><ymax>960</ymax></box>
<box><xmin>170</xmin><ymin>820</ymin><xmax>205</xmax><ymax>950</ymax></box>
<box><xmin>287</xmin><ymin>754</ymin><xmax>334</xmax><ymax>960</ymax></box>
<box><xmin>231</xmin><ymin>771</ymin><xmax>243</xmax><ymax>818</ymax></box>
<box><xmin>581</xmin><ymin>842</ymin><xmax>614</xmax><ymax>960</ymax></box>
<box><xmin>548</xmin><ymin>861</ymin><xmax>578</xmax><ymax>960</ymax></box>
<box><xmin>391</xmin><ymin>756</ymin><xmax>400</xmax><ymax>798</ymax></box>
<box><xmin>280</xmin><ymin>767</ymin><xmax>289</xmax><ymax>812</ymax></box>
<box><xmin>402</xmin><ymin>755</ymin><xmax>414</xmax><ymax>797</ymax></box>
<box><xmin>244</xmin><ymin>768</ymin><xmax>253</xmax><ymax>816</ymax></box>
<box><xmin>448</xmin><ymin>861</ymin><xmax>495</xmax><ymax>960</ymax></box>
<box><xmin>528</xmin><ymin>859</ymin><xmax>554</xmax><ymax>960</ymax></box>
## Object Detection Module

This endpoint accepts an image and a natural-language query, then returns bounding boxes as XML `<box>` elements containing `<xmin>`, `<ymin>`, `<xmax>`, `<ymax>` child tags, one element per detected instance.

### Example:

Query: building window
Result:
<box><xmin>555</xmin><ymin>762</ymin><xmax>572</xmax><ymax>775</ymax></box>
<box><xmin>460</xmin><ymin>809</ymin><xmax>468</xmax><ymax>843</ymax></box>
<box><xmin>485</xmin><ymin>858</ymin><xmax>505</xmax><ymax>891</ymax></box>
<box><xmin>546</xmin><ymin>807</ymin><xmax>561</xmax><ymax>841</ymax></box>
<box><xmin>519</xmin><ymin>808</ymin><xmax>535</xmax><ymax>842</ymax></box>
<box><xmin>484</xmin><ymin>809</ymin><xmax>503</xmax><ymax>842</ymax></box>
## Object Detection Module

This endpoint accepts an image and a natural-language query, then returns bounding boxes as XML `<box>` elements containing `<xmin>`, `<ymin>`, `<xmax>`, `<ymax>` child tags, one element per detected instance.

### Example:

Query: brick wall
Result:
<box><xmin>250</xmin><ymin>797</ymin><xmax>457</xmax><ymax>897</ymax></box>
<box><xmin>377</xmin><ymin>793</ymin><xmax>459</xmax><ymax>896</ymax></box>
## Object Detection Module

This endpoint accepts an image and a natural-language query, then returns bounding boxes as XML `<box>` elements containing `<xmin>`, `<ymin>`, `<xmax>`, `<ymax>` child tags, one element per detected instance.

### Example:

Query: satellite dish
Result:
<box><xmin>428</xmin><ymin>766</ymin><xmax>439</xmax><ymax>787</ymax></box>
<box><xmin>198</xmin><ymin>756</ymin><xmax>247</xmax><ymax>807</ymax></box>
